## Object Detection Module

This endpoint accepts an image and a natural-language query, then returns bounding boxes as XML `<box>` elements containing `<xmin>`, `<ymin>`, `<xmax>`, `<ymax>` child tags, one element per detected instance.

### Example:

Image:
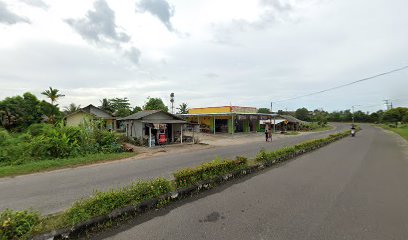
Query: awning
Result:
<box><xmin>141</xmin><ymin>120</ymin><xmax>187</xmax><ymax>124</ymax></box>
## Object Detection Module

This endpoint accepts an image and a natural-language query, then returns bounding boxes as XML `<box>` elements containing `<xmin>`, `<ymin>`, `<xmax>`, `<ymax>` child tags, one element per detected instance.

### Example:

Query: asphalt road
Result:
<box><xmin>0</xmin><ymin>123</ymin><xmax>349</xmax><ymax>214</ymax></box>
<box><xmin>96</xmin><ymin>125</ymin><xmax>408</xmax><ymax>240</ymax></box>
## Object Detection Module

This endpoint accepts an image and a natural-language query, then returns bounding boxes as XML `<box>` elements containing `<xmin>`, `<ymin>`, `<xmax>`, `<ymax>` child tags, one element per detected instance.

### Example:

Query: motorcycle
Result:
<box><xmin>351</xmin><ymin>128</ymin><xmax>356</xmax><ymax>137</ymax></box>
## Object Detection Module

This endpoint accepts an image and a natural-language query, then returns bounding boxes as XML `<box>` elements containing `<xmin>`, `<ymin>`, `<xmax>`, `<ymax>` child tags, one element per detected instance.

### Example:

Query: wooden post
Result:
<box><xmin>231</xmin><ymin>114</ymin><xmax>234</xmax><ymax>135</ymax></box>
<box><xmin>149</xmin><ymin>126</ymin><xmax>152</xmax><ymax>147</ymax></box>
<box><xmin>213</xmin><ymin>116</ymin><xmax>216</xmax><ymax>135</ymax></box>
<box><xmin>180</xmin><ymin>124</ymin><xmax>183</xmax><ymax>144</ymax></box>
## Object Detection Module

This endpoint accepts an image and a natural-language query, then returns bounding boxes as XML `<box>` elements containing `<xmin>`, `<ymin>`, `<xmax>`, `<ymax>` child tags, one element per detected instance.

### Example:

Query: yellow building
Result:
<box><xmin>182</xmin><ymin>106</ymin><xmax>277</xmax><ymax>134</ymax></box>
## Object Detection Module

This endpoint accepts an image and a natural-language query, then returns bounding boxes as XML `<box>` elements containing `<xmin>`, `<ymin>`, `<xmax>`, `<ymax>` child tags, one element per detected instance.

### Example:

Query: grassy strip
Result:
<box><xmin>379</xmin><ymin>124</ymin><xmax>408</xmax><ymax>141</ymax></box>
<box><xmin>1</xmin><ymin>129</ymin><xmax>354</xmax><ymax>239</ymax></box>
<box><xmin>0</xmin><ymin>152</ymin><xmax>136</xmax><ymax>178</ymax></box>
<box><xmin>306</xmin><ymin>125</ymin><xmax>333</xmax><ymax>132</ymax></box>
<box><xmin>174</xmin><ymin>156</ymin><xmax>248</xmax><ymax>188</ymax></box>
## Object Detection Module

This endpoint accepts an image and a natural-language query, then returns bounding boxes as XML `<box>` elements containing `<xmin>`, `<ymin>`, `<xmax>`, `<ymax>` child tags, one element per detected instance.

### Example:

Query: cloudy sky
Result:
<box><xmin>0</xmin><ymin>0</ymin><xmax>407</xmax><ymax>112</ymax></box>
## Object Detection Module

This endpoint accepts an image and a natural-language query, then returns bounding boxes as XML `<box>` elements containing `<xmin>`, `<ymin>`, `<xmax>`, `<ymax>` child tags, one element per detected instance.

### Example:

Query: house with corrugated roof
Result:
<box><xmin>65</xmin><ymin>104</ymin><xmax>117</xmax><ymax>130</ymax></box>
<box><xmin>119</xmin><ymin>110</ymin><xmax>186</xmax><ymax>147</ymax></box>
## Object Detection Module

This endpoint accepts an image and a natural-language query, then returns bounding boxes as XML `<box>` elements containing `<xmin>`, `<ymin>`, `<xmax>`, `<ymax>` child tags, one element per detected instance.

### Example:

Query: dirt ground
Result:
<box><xmin>126</xmin><ymin>131</ymin><xmax>312</xmax><ymax>159</ymax></box>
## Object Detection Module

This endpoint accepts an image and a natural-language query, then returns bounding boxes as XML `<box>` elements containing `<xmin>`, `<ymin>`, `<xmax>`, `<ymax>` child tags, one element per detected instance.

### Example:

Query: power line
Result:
<box><xmin>274</xmin><ymin>65</ymin><xmax>408</xmax><ymax>103</ymax></box>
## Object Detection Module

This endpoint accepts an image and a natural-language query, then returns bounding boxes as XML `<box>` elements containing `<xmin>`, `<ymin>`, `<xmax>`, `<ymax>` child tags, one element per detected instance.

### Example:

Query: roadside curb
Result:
<box><xmin>31</xmin><ymin>130</ymin><xmax>355</xmax><ymax>240</ymax></box>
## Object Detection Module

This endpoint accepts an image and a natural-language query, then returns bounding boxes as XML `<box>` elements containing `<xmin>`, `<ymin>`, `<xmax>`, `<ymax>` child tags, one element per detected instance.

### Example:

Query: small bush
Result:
<box><xmin>63</xmin><ymin>178</ymin><xmax>173</xmax><ymax>226</ymax></box>
<box><xmin>256</xmin><ymin>130</ymin><xmax>351</xmax><ymax>164</ymax></box>
<box><xmin>0</xmin><ymin>209</ymin><xmax>40</xmax><ymax>240</ymax></box>
<box><xmin>173</xmin><ymin>156</ymin><xmax>248</xmax><ymax>188</ymax></box>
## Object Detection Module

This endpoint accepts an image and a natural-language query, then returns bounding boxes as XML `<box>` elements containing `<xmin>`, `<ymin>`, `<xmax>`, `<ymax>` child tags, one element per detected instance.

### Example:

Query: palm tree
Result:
<box><xmin>177</xmin><ymin>102</ymin><xmax>189</xmax><ymax>114</ymax></box>
<box><xmin>41</xmin><ymin>87</ymin><xmax>65</xmax><ymax>105</ymax></box>
<box><xmin>63</xmin><ymin>103</ymin><xmax>81</xmax><ymax>114</ymax></box>
<box><xmin>99</xmin><ymin>98</ymin><xmax>113</xmax><ymax>113</ymax></box>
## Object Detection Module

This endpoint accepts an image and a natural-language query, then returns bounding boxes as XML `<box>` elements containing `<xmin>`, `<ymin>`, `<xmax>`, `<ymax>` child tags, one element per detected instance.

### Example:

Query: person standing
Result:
<box><xmin>265</xmin><ymin>125</ymin><xmax>270</xmax><ymax>142</ymax></box>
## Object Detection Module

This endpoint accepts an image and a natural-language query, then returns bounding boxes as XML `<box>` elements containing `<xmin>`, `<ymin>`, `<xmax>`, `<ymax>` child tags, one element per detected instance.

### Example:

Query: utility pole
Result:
<box><xmin>383</xmin><ymin>99</ymin><xmax>392</xmax><ymax>110</ymax></box>
<box><xmin>270</xmin><ymin>101</ymin><xmax>276</xmax><ymax>134</ymax></box>
<box><xmin>170</xmin><ymin>93</ymin><xmax>175</xmax><ymax>114</ymax></box>
<box><xmin>351</xmin><ymin>105</ymin><xmax>360</xmax><ymax>125</ymax></box>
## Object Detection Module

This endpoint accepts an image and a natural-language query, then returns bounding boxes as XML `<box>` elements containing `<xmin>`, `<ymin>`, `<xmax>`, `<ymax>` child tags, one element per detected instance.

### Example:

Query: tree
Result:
<box><xmin>382</xmin><ymin>107</ymin><xmax>408</xmax><ymax>126</ymax></box>
<box><xmin>109</xmin><ymin>97</ymin><xmax>131</xmax><ymax>111</ymax></box>
<box><xmin>143</xmin><ymin>97</ymin><xmax>168</xmax><ymax>112</ymax></box>
<box><xmin>295</xmin><ymin>108</ymin><xmax>310</xmax><ymax>121</ymax></box>
<box><xmin>0</xmin><ymin>92</ymin><xmax>58</xmax><ymax>130</ymax></box>
<box><xmin>115</xmin><ymin>108</ymin><xmax>132</xmax><ymax>117</ymax></box>
<box><xmin>99</xmin><ymin>98</ymin><xmax>114</xmax><ymax>113</ymax></box>
<box><xmin>39</xmin><ymin>100</ymin><xmax>61</xmax><ymax>124</ymax></box>
<box><xmin>133</xmin><ymin>106</ymin><xmax>142</xmax><ymax>113</ymax></box>
<box><xmin>257</xmin><ymin>108</ymin><xmax>271</xmax><ymax>114</ymax></box>
<box><xmin>63</xmin><ymin>103</ymin><xmax>81</xmax><ymax>114</ymax></box>
<box><xmin>177</xmin><ymin>103</ymin><xmax>189</xmax><ymax>114</ymax></box>
<box><xmin>41</xmin><ymin>87</ymin><xmax>65</xmax><ymax>105</ymax></box>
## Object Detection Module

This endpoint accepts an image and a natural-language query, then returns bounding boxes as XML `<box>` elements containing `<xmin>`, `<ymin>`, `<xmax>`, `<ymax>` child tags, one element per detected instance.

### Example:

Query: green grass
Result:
<box><xmin>307</xmin><ymin>125</ymin><xmax>333</xmax><ymax>132</ymax></box>
<box><xmin>283</xmin><ymin>131</ymin><xmax>300</xmax><ymax>135</ymax></box>
<box><xmin>0</xmin><ymin>152</ymin><xmax>136</xmax><ymax>178</ymax></box>
<box><xmin>379</xmin><ymin>124</ymin><xmax>408</xmax><ymax>142</ymax></box>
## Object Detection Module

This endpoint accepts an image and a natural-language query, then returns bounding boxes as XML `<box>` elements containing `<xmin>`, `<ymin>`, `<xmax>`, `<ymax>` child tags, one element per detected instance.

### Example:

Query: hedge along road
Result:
<box><xmin>0</xmin><ymin>123</ymin><xmax>350</xmax><ymax>215</ymax></box>
<box><xmin>96</xmin><ymin>124</ymin><xmax>408</xmax><ymax>240</ymax></box>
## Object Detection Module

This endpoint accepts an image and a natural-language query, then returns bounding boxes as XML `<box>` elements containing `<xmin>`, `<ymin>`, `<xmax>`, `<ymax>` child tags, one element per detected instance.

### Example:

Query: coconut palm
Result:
<box><xmin>63</xmin><ymin>103</ymin><xmax>81</xmax><ymax>114</ymax></box>
<box><xmin>41</xmin><ymin>87</ymin><xmax>65</xmax><ymax>105</ymax></box>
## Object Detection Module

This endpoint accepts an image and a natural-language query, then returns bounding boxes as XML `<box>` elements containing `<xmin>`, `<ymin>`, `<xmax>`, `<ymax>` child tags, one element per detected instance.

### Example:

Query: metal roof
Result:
<box><xmin>178</xmin><ymin>113</ymin><xmax>280</xmax><ymax>117</ymax></box>
<box><xmin>119</xmin><ymin>110</ymin><xmax>186</xmax><ymax>121</ymax></box>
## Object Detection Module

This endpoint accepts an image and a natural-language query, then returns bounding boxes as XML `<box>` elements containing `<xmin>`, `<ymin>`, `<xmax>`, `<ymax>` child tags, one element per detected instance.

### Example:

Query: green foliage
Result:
<box><xmin>0</xmin><ymin>93</ymin><xmax>42</xmax><ymax>130</ymax></box>
<box><xmin>173</xmin><ymin>156</ymin><xmax>248</xmax><ymax>188</ymax></box>
<box><xmin>0</xmin><ymin>209</ymin><xmax>40</xmax><ymax>240</ymax></box>
<box><xmin>132</xmin><ymin>106</ymin><xmax>142</xmax><ymax>113</ymax></box>
<box><xmin>143</xmin><ymin>97</ymin><xmax>168</xmax><ymax>112</ymax></box>
<box><xmin>99</xmin><ymin>98</ymin><xmax>114</xmax><ymax>113</ymax></box>
<box><xmin>177</xmin><ymin>102</ymin><xmax>189</xmax><ymax>114</ymax></box>
<box><xmin>257</xmin><ymin>108</ymin><xmax>271</xmax><ymax>114</ymax></box>
<box><xmin>255</xmin><ymin>130</ymin><xmax>350</xmax><ymax>164</ymax></box>
<box><xmin>382</xmin><ymin>107</ymin><xmax>408</xmax><ymax>125</ymax></box>
<box><xmin>0</xmin><ymin>123</ymin><xmax>122</xmax><ymax>166</ymax></box>
<box><xmin>64</xmin><ymin>178</ymin><xmax>173</xmax><ymax>226</ymax></box>
<box><xmin>63</xmin><ymin>103</ymin><xmax>81</xmax><ymax>114</ymax></box>
<box><xmin>41</xmin><ymin>87</ymin><xmax>65</xmax><ymax>105</ymax></box>
<box><xmin>295</xmin><ymin>107</ymin><xmax>310</xmax><ymax>121</ymax></box>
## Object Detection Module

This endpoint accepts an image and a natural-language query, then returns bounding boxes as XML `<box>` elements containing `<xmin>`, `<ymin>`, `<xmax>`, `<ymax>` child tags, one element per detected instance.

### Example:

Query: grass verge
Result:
<box><xmin>307</xmin><ymin>125</ymin><xmax>333</xmax><ymax>132</ymax></box>
<box><xmin>0</xmin><ymin>152</ymin><xmax>136</xmax><ymax>178</ymax></box>
<box><xmin>379</xmin><ymin>124</ymin><xmax>408</xmax><ymax>142</ymax></box>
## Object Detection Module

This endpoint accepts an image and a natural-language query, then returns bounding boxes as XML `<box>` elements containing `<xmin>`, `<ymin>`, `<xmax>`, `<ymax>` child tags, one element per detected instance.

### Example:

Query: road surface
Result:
<box><xmin>96</xmin><ymin>125</ymin><xmax>408</xmax><ymax>240</ymax></box>
<box><xmin>0</xmin><ymin>123</ymin><xmax>349</xmax><ymax>214</ymax></box>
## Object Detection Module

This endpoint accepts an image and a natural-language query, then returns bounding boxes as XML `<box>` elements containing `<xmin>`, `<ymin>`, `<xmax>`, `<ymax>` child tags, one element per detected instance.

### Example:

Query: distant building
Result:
<box><xmin>65</xmin><ymin>104</ymin><xmax>117</xmax><ymax>130</ymax></box>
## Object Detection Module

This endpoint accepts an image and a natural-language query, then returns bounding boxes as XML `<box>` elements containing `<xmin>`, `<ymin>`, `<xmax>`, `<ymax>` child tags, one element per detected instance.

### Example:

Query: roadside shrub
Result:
<box><xmin>0</xmin><ymin>129</ymin><xmax>11</xmax><ymax>145</ymax></box>
<box><xmin>173</xmin><ymin>156</ymin><xmax>248</xmax><ymax>188</ymax></box>
<box><xmin>63</xmin><ymin>178</ymin><xmax>173</xmax><ymax>226</ymax></box>
<box><xmin>0</xmin><ymin>123</ymin><xmax>123</xmax><ymax>166</ymax></box>
<box><xmin>256</xmin><ymin>130</ymin><xmax>353</xmax><ymax>165</ymax></box>
<box><xmin>0</xmin><ymin>209</ymin><xmax>40</xmax><ymax>240</ymax></box>
<box><xmin>26</xmin><ymin>123</ymin><xmax>53</xmax><ymax>137</ymax></box>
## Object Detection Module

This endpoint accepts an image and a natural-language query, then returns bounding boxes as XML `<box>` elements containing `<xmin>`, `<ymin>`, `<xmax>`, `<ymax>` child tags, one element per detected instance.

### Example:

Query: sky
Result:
<box><xmin>0</xmin><ymin>0</ymin><xmax>407</xmax><ymax>113</ymax></box>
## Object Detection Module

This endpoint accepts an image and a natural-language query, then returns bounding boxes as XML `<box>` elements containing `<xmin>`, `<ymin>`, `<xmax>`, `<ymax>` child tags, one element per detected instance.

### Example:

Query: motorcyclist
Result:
<box><xmin>351</xmin><ymin>125</ymin><xmax>356</xmax><ymax>137</ymax></box>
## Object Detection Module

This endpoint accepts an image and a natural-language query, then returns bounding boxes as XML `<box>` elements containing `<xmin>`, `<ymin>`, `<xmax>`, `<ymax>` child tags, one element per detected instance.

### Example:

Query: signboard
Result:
<box><xmin>231</xmin><ymin>106</ymin><xmax>257</xmax><ymax>113</ymax></box>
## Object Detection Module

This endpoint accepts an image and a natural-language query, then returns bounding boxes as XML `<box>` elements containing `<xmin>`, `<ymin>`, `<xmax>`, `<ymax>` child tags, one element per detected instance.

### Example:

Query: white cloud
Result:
<box><xmin>0</xmin><ymin>1</ymin><xmax>30</xmax><ymax>24</ymax></box>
